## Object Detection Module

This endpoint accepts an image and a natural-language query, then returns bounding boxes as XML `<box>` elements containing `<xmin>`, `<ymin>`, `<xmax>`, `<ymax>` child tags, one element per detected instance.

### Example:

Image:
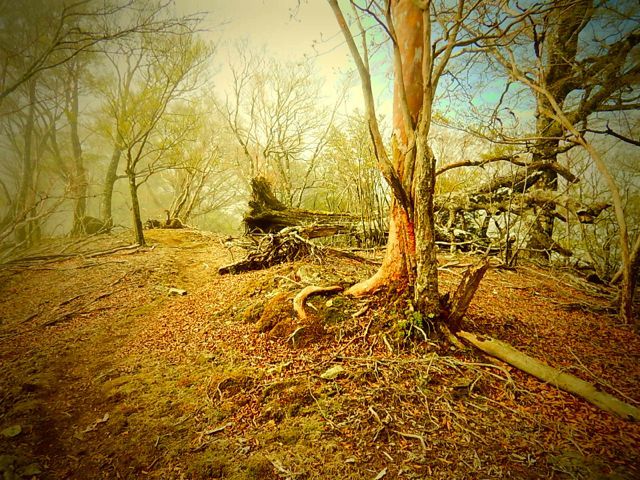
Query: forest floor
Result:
<box><xmin>0</xmin><ymin>228</ymin><xmax>639</xmax><ymax>480</ymax></box>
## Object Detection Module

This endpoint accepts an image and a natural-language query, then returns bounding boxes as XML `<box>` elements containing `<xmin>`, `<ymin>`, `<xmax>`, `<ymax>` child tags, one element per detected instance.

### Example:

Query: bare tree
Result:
<box><xmin>0</xmin><ymin>0</ymin><xmax>212</xmax><ymax>251</ymax></box>
<box><xmin>218</xmin><ymin>44</ymin><xmax>343</xmax><ymax>207</ymax></box>
<box><xmin>161</xmin><ymin>109</ymin><xmax>238</xmax><ymax>224</ymax></box>
<box><xmin>478</xmin><ymin>0</ymin><xmax>640</xmax><ymax>323</ymax></box>
<box><xmin>0</xmin><ymin>0</ymin><xmax>204</xmax><ymax>104</ymax></box>
<box><xmin>10</xmin><ymin>78</ymin><xmax>39</xmax><ymax>245</ymax></box>
<box><xmin>114</xmin><ymin>32</ymin><xmax>210</xmax><ymax>245</ymax></box>
<box><xmin>320</xmin><ymin>112</ymin><xmax>389</xmax><ymax>246</ymax></box>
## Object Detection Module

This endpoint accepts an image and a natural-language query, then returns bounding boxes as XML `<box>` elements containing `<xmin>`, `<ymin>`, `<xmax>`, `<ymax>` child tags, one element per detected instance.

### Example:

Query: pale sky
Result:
<box><xmin>178</xmin><ymin>0</ymin><xmax>348</xmax><ymax>65</ymax></box>
<box><xmin>174</xmin><ymin>0</ymin><xmax>390</xmax><ymax>114</ymax></box>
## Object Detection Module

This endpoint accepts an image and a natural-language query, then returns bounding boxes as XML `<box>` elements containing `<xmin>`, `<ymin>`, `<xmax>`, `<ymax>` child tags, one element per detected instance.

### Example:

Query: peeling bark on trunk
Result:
<box><xmin>413</xmin><ymin>136</ymin><xmax>439</xmax><ymax>314</ymax></box>
<box><xmin>346</xmin><ymin>0</ymin><xmax>437</xmax><ymax>311</ymax></box>
<box><xmin>346</xmin><ymin>201</ymin><xmax>410</xmax><ymax>296</ymax></box>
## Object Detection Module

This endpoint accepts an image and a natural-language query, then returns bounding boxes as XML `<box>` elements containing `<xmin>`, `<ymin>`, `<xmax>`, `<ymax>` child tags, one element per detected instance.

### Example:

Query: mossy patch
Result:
<box><xmin>186</xmin><ymin>447</ymin><xmax>234</xmax><ymax>479</ymax></box>
<box><xmin>208</xmin><ymin>365</ymin><xmax>262</xmax><ymax>398</ymax></box>
<box><xmin>240</xmin><ymin>299</ymin><xmax>266</xmax><ymax>323</ymax></box>
<box><xmin>256</xmin><ymin>291</ymin><xmax>294</xmax><ymax>333</ymax></box>
<box><xmin>241</xmin><ymin>454</ymin><xmax>278</xmax><ymax>479</ymax></box>
<box><xmin>261</xmin><ymin>415</ymin><xmax>324</xmax><ymax>444</ymax></box>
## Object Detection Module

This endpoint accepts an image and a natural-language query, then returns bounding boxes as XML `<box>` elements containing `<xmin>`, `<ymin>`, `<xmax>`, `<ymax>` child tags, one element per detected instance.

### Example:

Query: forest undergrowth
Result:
<box><xmin>0</xmin><ymin>229</ymin><xmax>638</xmax><ymax>479</ymax></box>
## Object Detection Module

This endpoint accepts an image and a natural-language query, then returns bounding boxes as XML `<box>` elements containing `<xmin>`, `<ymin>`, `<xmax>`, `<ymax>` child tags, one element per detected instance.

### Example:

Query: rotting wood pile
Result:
<box><xmin>219</xmin><ymin>177</ymin><xmax>385</xmax><ymax>274</ymax></box>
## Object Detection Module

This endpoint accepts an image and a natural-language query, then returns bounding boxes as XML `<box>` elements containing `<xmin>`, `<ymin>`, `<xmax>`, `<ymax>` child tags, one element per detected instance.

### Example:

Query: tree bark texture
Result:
<box><xmin>15</xmin><ymin>78</ymin><xmax>38</xmax><ymax>245</ymax></box>
<box><xmin>244</xmin><ymin>177</ymin><xmax>358</xmax><ymax>235</ymax></box>
<box><xmin>346</xmin><ymin>0</ymin><xmax>441</xmax><ymax>317</ymax></box>
<box><xmin>66</xmin><ymin>62</ymin><xmax>88</xmax><ymax>235</ymax></box>
<box><xmin>446</xmin><ymin>262</ymin><xmax>489</xmax><ymax>330</ymax></box>
<box><xmin>526</xmin><ymin>0</ymin><xmax>591</xmax><ymax>260</ymax></box>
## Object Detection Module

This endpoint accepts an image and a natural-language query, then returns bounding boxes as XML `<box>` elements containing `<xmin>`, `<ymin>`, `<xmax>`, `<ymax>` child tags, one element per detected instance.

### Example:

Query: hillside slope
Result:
<box><xmin>1</xmin><ymin>229</ymin><xmax>638</xmax><ymax>479</ymax></box>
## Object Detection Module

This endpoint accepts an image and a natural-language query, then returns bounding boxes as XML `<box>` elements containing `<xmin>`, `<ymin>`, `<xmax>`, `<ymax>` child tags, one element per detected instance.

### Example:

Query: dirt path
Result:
<box><xmin>1</xmin><ymin>230</ymin><xmax>639</xmax><ymax>479</ymax></box>
<box><xmin>0</xmin><ymin>230</ymin><xmax>242</xmax><ymax>478</ymax></box>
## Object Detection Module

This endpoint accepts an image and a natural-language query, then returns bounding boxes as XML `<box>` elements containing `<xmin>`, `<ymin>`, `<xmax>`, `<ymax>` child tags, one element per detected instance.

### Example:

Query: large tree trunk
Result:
<box><xmin>346</xmin><ymin>201</ymin><xmax>411</xmax><ymax>295</ymax></box>
<box><xmin>329</xmin><ymin>0</ymin><xmax>488</xmax><ymax>325</ymax></box>
<box><xmin>413</xmin><ymin>120</ymin><xmax>440</xmax><ymax>314</ymax></box>
<box><xmin>347</xmin><ymin>0</ymin><xmax>440</xmax><ymax>316</ymax></box>
<box><xmin>526</xmin><ymin>0</ymin><xmax>590</xmax><ymax>260</ymax></box>
<box><xmin>526</xmin><ymin>101</ymin><xmax>563</xmax><ymax>261</ymax></box>
<box><xmin>347</xmin><ymin>1</ymin><xmax>430</xmax><ymax>302</ymax></box>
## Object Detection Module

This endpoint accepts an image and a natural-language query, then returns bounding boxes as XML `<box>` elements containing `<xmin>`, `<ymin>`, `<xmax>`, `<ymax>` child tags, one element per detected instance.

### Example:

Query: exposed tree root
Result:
<box><xmin>344</xmin><ymin>248</ymin><xmax>406</xmax><ymax>297</ymax></box>
<box><xmin>43</xmin><ymin>290</ymin><xmax>118</xmax><ymax>327</ymax></box>
<box><xmin>218</xmin><ymin>227</ymin><xmax>321</xmax><ymax>274</ymax></box>
<box><xmin>219</xmin><ymin>226</ymin><xmax>378</xmax><ymax>276</ymax></box>
<box><xmin>438</xmin><ymin>323</ymin><xmax>466</xmax><ymax>350</ymax></box>
<box><xmin>458</xmin><ymin>330</ymin><xmax>640</xmax><ymax>422</ymax></box>
<box><xmin>344</xmin><ymin>268</ymin><xmax>389</xmax><ymax>297</ymax></box>
<box><xmin>293</xmin><ymin>285</ymin><xmax>343</xmax><ymax>321</ymax></box>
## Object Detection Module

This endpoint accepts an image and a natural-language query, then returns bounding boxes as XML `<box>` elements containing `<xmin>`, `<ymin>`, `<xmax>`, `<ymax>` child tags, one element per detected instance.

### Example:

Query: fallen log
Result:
<box><xmin>457</xmin><ymin>330</ymin><xmax>640</xmax><ymax>421</ymax></box>
<box><xmin>243</xmin><ymin>176</ymin><xmax>610</xmax><ymax>260</ymax></box>
<box><xmin>435</xmin><ymin>189</ymin><xmax>610</xmax><ymax>221</ymax></box>
<box><xmin>244</xmin><ymin>177</ymin><xmax>359</xmax><ymax>234</ymax></box>
<box><xmin>219</xmin><ymin>226</ymin><xmax>379</xmax><ymax>275</ymax></box>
